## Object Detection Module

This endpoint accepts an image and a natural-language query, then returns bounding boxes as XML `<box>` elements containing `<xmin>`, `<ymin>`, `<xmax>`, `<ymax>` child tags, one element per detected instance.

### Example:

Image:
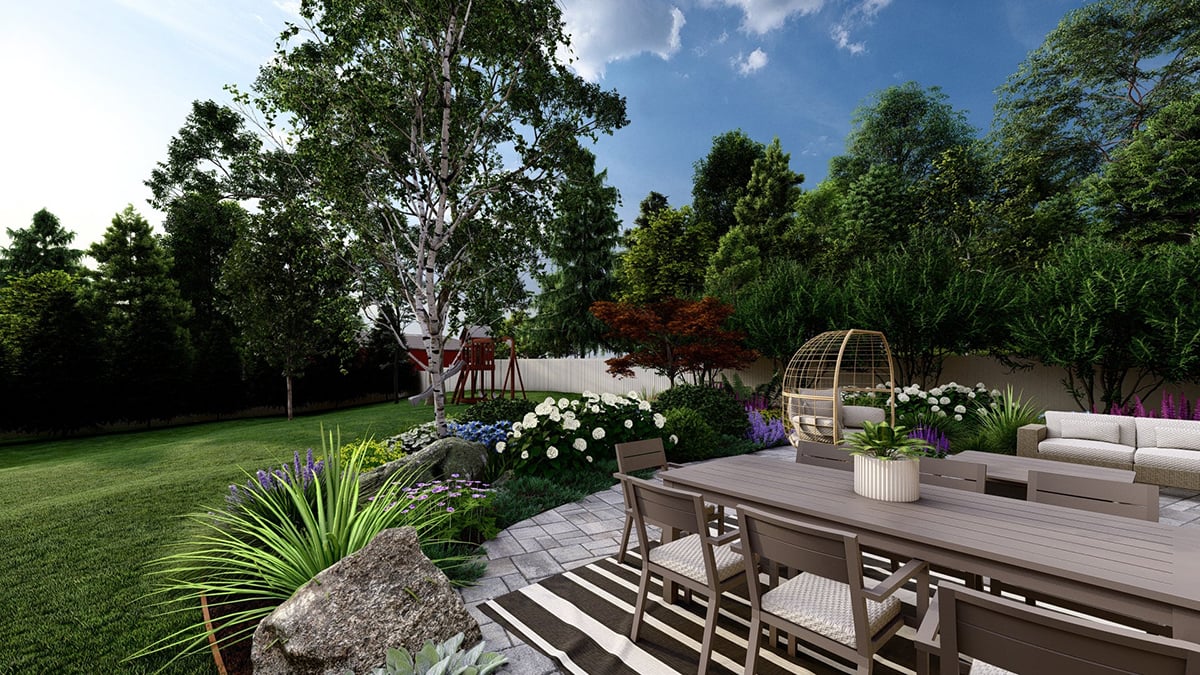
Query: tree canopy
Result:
<box><xmin>0</xmin><ymin>209</ymin><xmax>84</xmax><ymax>281</ymax></box>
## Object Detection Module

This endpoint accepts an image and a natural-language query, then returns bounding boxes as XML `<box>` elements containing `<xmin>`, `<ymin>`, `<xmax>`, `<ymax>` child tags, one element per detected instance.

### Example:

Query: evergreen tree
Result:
<box><xmin>88</xmin><ymin>206</ymin><xmax>193</xmax><ymax>423</ymax></box>
<box><xmin>525</xmin><ymin>151</ymin><xmax>621</xmax><ymax>357</ymax></box>
<box><xmin>692</xmin><ymin>130</ymin><xmax>766</xmax><ymax>240</ymax></box>
<box><xmin>731</xmin><ymin>137</ymin><xmax>803</xmax><ymax>253</ymax></box>
<box><xmin>617</xmin><ymin>205</ymin><xmax>714</xmax><ymax>304</ymax></box>
<box><xmin>0</xmin><ymin>209</ymin><xmax>84</xmax><ymax>282</ymax></box>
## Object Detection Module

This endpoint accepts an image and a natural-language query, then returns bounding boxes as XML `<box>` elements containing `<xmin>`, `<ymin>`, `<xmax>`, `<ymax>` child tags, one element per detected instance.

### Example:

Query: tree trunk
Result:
<box><xmin>286</xmin><ymin>372</ymin><xmax>294</xmax><ymax>421</ymax></box>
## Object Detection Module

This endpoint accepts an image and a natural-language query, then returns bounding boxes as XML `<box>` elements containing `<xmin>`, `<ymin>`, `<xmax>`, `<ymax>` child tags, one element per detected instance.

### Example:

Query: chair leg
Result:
<box><xmin>617</xmin><ymin>514</ymin><xmax>632</xmax><ymax>565</ymax></box>
<box><xmin>716</xmin><ymin>505</ymin><xmax>726</xmax><ymax>534</ymax></box>
<box><xmin>631</xmin><ymin>571</ymin><xmax>652</xmax><ymax>642</ymax></box>
<box><xmin>697</xmin><ymin>593</ymin><xmax>721</xmax><ymax>675</ymax></box>
<box><xmin>743</xmin><ymin>615</ymin><xmax>762</xmax><ymax>675</ymax></box>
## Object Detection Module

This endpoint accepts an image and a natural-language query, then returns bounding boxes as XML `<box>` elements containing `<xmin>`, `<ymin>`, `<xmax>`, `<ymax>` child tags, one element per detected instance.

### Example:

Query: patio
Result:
<box><xmin>457</xmin><ymin>445</ymin><xmax>1200</xmax><ymax>674</ymax></box>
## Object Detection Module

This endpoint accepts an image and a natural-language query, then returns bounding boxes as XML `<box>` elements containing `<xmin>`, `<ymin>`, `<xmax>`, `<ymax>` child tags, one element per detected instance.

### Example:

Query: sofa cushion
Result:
<box><xmin>1037</xmin><ymin>438</ymin><xmax>1135</xmax><ymax>469</ymax></box>
<box><xmin>1155</xmin><ymin>426</ymin><xmax>1200</xmax><ymax>451</ymax></box>
<box><xmin>842</xmin><ymin>405</ymin><xmax>885</xmax><ymax>429</ymax></box>
<box><xmin>1134</xmin><ymin>447</ymin><xmax>1200</xmax><ymax>474</ymax></box>
<box><xmin>1060</xmin><ymin>417</ymin><xmax>1120</xmax><ymax>444</ymax></box>
<box><xmin>1044</xmin><ymin>411</ymin><xmax>1137</xmax><ymax>447</ymax></box>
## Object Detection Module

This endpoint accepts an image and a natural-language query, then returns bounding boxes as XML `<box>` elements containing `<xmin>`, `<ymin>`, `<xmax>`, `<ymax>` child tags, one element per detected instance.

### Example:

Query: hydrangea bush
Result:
<box><xmin>845</xmin><ymin>382</ymin><xmax>999</xmax><ymax>433</ymax></box>
<box><xmin>447</xmin><ymin>420</ymin><xmax>511</xmax><ymax>451</ymax></box>
<box><xmin>497</xmin><ymin>392</ymin><xmax>672</xmax><ymax>478</ymax></box>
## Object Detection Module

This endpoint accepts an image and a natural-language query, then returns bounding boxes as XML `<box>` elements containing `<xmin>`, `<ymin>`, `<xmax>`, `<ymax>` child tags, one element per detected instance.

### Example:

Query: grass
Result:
<box><xmin>0</xmin><ymin>394</ymin><xmax>568</xmax><ymax>674</ymax></box>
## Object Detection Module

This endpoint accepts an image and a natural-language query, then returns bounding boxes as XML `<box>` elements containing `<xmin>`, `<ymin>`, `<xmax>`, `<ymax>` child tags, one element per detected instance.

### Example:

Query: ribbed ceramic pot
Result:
<box><xmin>853</xmin><ymin>454</ymin><xmax>920</xmax><ymax>502</ymax></box>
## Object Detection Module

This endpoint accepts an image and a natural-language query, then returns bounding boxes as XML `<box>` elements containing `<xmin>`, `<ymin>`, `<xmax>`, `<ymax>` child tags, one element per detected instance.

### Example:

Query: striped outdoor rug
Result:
<box><xmin>480</xmin><ymin>551</ymin><xmax>919</xmax><ymax>675</ymax></box>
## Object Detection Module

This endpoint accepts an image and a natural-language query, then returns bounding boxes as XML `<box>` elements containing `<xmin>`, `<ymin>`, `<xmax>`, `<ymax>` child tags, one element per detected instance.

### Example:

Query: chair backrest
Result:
<box><xmin>926</xmin><ymin>584</ymin><xmax>1200</xmax><ymax>675</ymax></box>
<box><xmin>795</xmin><ymin>442</ymin><xmax>853</xmax><ymax>471</ymax></box>
<box><xmin>615</xmin><ymin>438</ymin><xmax>669</xmax><ymax>474</ymax></box>
<box><xmin>919</xmin><ymin>457</ymin><xmax>987</xmax><ymax>492</ymax></box>
<box><xmin>1027</xmin><ymin>470</ymin><xmax>1159</xmax><ymax>521</ymax></box>
<box><xmin>736</xmin><ymin>505</ymin><xmax>858</xmax><ymax>587</ymax></box>
<box><xmin>620</xmin><ymin>474</ymin><xmax>707</xmax><ymax>541</ymax></box>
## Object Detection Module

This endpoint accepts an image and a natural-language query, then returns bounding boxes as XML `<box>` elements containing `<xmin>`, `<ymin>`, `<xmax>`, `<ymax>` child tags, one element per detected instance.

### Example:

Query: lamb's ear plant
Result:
<box><xmin>129</xmin><ymin>428</ymin><xmax>453</xmax><ymax>671</ymax></box>
<box><xmin>843</xmin><ymin>420</ymin><xmax>931</xmax><ymax>460</ymax></box>
<box><xmin>369</xmin><ymin>633</ymin><xmax>508</xmax><ymax>675</ymax></box>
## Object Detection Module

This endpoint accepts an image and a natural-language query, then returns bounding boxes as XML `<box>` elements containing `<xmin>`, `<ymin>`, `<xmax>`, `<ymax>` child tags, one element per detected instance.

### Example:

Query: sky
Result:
<box><xmin>0</xmin><ymin>0</ymin><xmax>1091</xmax><ymax>251</ymax></box>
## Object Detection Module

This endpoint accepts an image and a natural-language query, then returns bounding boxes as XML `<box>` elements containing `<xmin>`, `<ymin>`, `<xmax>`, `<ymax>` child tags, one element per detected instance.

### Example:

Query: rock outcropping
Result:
<box><xmin>360</xmin><ymin>436</ymin><xmax>489</xmax><ymax>496</ymax></box>
<box><xmin>251</xmin><ymin>527</ymin><xmax>481</xmax><ymax>674</ymax></box>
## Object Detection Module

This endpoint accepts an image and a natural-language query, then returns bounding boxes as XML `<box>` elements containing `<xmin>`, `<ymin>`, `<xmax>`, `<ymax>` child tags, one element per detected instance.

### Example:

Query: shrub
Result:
<box><xmin>498</xmin><ymin>392</ymin><xmax>670</xmax><ymax>478</ymax></box>
<box><xmin>972</xmin><ymin>385</ymin><xmax>1041</xmax><ymax>454</ymax></box>
<box><xmin>134</xmin><ymin>434</ymin><xmax>462</xmax><ymax>669</ymax></box>
<box><xmin>340</xmin><ymin>438</ymin><xmax>403</xmax><ymax>470</ymax></box>
<box><xmin>663</xmin><ymin>408</ymin><xmax>722</xmax><ymax>462</ymax></box>
<box><xmin>463</xmin><ymin>397</ymin><xmax>537</xmax><ymax>425</ymax></box>
<box><xmin>447</xmin><ymin>420</ymin><xmax>511</xmax><ymax>451</ymax></box>
<box><xmin>654</xmin><ymin>384</ymin><xmax>749</xmax><ymax>438</ymax></box>
<box><xmin>371</xmin><ymin>632</ymin><xmax>507</xmax><ymax>675</ymax></box>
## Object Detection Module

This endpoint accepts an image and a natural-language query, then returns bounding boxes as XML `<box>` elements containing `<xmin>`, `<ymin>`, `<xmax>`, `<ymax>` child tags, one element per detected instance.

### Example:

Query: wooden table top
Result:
<box><xmin>661</xmin><ymin>454</ymin><xmax>1200</xmax><ymax>637</ymax></box>
<box><xmin>949</xmin><ymin>450</ymin><xmax>1137</xmax><ymax>485</ymax></box>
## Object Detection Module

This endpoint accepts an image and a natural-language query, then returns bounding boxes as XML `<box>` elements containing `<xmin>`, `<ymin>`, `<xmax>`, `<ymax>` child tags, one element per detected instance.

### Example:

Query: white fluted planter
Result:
<box><xmin>853</xmin><ymin>454</ymin><xmax>920</xmax><ymax>502</ymax></box>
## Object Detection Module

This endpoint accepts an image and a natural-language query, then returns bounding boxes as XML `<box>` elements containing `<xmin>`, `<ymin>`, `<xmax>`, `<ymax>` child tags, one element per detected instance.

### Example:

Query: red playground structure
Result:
<box><xmin>451</xmin><ymin>336</ymin><xmax>525</xmax><ymax>404</ymax></box>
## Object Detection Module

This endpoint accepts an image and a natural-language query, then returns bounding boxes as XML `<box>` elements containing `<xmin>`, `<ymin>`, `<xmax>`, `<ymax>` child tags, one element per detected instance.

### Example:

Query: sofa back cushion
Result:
<box><xmin>842</xmin><ymin>404</ymin><xmax>885</xmax><ymax>429</ymax></box>
<box><xmin>1135</xmin><ymin>417</ymin><xmax>1200</xmax><ymax>450</ymax></box>
<box><xmin>1045</xmin><ymin>411</ymin><xmax>1136</xmax><ymax>446</ymax></box>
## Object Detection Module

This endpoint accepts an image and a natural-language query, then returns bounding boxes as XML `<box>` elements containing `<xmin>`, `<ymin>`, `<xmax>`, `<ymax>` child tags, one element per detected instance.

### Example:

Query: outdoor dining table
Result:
<box><xmin>661</xmin><ymin>454</ymin><xmax>1200</xmax><ymax>642</ymax></box>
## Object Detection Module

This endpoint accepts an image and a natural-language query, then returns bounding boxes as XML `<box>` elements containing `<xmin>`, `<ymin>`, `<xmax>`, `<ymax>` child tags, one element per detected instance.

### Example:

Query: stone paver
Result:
<box><xmin>456</xmin><ymin>446</ymin><xmax>1200</xmax><ymax>673</ymax></box>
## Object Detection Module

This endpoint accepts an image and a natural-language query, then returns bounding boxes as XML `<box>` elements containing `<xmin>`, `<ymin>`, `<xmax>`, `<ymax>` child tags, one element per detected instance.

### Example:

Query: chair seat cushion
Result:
<box><xmin>1135</xmin><ymin>446</ymin><xmax>1200</xmax><ymax>472</ymax></box>
<box><xmin>970</xmin><ymin>659</ymin><xmax>1013</xmax><ymax>675</ymax></box>
<box><xmin>760</xmin><ymin>572</ymin><xmax>900</xmax><ymax>647</ymax></box>
<box><xmin>648</xmin><ymin>533</ymin><xmax>743</xmax><ymax>584</ymax></box>
<box><xmin>1037</xmin><ymin>438</ymin><xmax>1135</xmax><ymax>468</ymax></box>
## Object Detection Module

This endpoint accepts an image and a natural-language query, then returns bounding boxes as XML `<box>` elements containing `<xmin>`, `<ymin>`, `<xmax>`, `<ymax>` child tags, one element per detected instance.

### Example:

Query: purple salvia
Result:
<box><xmin>1133</xmin><ymin>396</ymin><xmax>1147</xmax><ymax>418</ymax></box>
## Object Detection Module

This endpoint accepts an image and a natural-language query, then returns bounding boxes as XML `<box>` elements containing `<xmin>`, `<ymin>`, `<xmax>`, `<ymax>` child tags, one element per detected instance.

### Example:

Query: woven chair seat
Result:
<box><xmin>648</xmin><ymin>533</ymin><xmax>743</xmax><ymax>584</ymax></box>
<box><xmin>1037</xmin><ymin>438</ymin><xmax>1135</xmax><ymax>467</ymax></box>
<box><xmin>761</xmin><ymin>572</ymin><xmax>899</xmax><ymax>647</ymax></box>
<box><xmin>970</xmin><ymin>659</ymin><xmax>1012</xmax><ymax>674</ymax></box>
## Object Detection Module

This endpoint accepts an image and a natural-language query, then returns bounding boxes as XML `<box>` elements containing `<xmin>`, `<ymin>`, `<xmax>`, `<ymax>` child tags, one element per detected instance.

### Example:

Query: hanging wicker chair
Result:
<box><xmin>782</xmin><ymin>329</ymin><xmax>896</xmax><ymax>446</ymax></box>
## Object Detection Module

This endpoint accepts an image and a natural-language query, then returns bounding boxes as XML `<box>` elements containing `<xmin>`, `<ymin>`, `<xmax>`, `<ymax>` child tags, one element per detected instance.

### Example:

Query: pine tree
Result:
<box><xmin>88</xmin><ymin>206</ymin><xmax>193</xmax><ymax>423</ymax></box>
<box><xmin>525</xmin><ymin>151</ymin><xmax>621</xmax><ymax>357</ymax></box>
<box><xmin>0</xmin><ymin>209</ymin><xmax>84</xmax><ymax>282</ymax></box>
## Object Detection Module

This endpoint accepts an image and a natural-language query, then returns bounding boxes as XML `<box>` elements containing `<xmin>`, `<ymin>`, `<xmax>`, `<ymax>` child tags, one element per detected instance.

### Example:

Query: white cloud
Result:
<box><xmin>858</xmin><ymin>0</ymin><xmax>892</xmax><ymax>18</ymax></box>
<box><xmin>831</xmin><ymin>24</ymin><xmax>865</xmax><ymax>54</ymax></box>
<box><xmin>560</xmin><ymin>1</ymin><xmax>686</xmax><ymax>81</ymax></box>
<box><xmin>706</xmin><ymin>0</ymin><xmax>825</xmax><ymax>35</ymax></box>
<box><xmin>733</xmin><ymin>48</ymin><xmax>769</xmax><ymax>75</ymax></box>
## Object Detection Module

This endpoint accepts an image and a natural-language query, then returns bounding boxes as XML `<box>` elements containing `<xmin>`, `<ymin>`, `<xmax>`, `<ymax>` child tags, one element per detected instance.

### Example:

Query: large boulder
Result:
<box><xmin>360</xmin><ymin>437</ymin><xmax>489</xmax><ymax>496</ymax></box>
<box><xmin>251</xmin><ymin>527</ymin><xmax>481</xmax><ymax>675</ymax></box>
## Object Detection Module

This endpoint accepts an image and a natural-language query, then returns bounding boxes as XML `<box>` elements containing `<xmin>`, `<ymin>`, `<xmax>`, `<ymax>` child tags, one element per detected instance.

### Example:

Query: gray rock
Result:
<box><xmin>360</xmin><ymin>437</ymin><xmax>489</xmax><ymax>496</ymax></box>
<box><xmin>251</xmin><ymin>527</ymin><xmax>481</xmax><ymax>675</ymax></box>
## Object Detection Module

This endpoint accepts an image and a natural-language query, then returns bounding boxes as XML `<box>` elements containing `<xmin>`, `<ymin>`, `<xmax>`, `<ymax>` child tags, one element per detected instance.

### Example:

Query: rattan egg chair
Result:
<box><xmin>782</xmin><ymin>329</ymin><xmax>896</xmax><ymax>446</ymax></box>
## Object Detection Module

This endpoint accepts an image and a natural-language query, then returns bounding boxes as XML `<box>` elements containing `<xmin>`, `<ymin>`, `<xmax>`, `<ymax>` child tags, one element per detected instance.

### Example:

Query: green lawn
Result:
<box><xmin>0</xmin><ymin>396</ymin><xmax>560</xmax><ymax>674</ymax></box>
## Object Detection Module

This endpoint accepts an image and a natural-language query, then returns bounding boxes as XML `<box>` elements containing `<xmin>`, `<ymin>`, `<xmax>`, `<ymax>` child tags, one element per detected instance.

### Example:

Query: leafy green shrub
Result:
<box><xmin>971</xmin><ymin>386</ymin><xmax>1041</xmax><ymax>455</ymax></box>
<box><xmin>342</xmin><ymin>438</ymin><xmax>403</xmax><ymax>470</ymax></box>
<box><xmin>463</xmin><ymin>397</ymin><xmax>537</xmax><ymax>425</ymax></box>
<box><xmin>498</xmin><ymin>392</ymin><xmax>669</xmax><ymax>478</ymax></box>
<box><xmin>663</xmin><ymin>408</ymin><xmax>722</xmax><ymax>462</ymax></box>
<box><xmin>371</xmin><ymin>632</ymin><xmax>506</xmax><ymax>675</ymax></box>
<box><xmin>490</xmin><ymin>470</ymin><xmax>617</xmax><ymax>528</ymax></box>
<box><xmin>134</xmin><ymin>434</ymin><xmax>461</xmax><ymax>669</ymax></box>
<box><xmin>654</xmin><ymin>384</ymin><xmax>748</xmax><ymax>438</ymax></box>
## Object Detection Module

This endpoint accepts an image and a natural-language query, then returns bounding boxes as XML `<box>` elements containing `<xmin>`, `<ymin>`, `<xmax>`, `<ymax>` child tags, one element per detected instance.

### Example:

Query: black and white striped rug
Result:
<box><xmin>480</xmin><ymin>552</ymin><xmax>919</xmax><ymax>675</ymax></box>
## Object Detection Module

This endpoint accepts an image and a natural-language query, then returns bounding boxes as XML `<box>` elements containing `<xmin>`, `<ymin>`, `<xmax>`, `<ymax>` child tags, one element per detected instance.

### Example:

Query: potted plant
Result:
<box><xmin>843</xmin><ymin>421</ymin><xmax>932</xmax><ymax>502</ymax></box>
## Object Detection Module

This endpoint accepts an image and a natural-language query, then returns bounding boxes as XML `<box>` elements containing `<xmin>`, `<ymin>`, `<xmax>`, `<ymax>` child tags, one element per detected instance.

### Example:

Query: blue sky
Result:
<box><xmin>0</xmin><ymin>0</ymin><xmax>1088</xmax><ymax>249</ymax></box>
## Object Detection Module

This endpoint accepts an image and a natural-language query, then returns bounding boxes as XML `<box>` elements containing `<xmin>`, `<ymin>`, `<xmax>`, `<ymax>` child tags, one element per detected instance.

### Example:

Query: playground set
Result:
<box><xmin>406</xmin><ymin>331</ymin><xmax>526</xmax><ymax>405</ymax></box>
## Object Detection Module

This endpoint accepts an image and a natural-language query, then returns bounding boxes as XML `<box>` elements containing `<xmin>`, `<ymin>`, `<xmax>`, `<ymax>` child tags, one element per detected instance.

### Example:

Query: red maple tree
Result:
<box><xmin>590</xmin><ymin>296</ymin><xmax>759</xmax><ymax>386</ymax></box>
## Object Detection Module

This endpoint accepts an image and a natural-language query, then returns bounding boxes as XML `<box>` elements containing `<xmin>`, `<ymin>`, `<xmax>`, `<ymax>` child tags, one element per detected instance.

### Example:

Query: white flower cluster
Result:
<box><xmin>500</xmin><ymin>391</ymin><xmax>667</xmax><ymax>470</ymax></box>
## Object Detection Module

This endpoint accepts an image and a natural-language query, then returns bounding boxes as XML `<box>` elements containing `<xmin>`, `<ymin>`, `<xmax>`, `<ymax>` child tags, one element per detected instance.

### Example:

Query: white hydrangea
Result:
<box><xmin>930</xmin><ymin>387</ymin><xmax>943</xmax><ymax>396</ymax></box>
<box><xmin>897</xmin><ymin>393</ymin><xmax>910</xmax><ymax>403</ymax></box>
<box><xmin>931</xmin><ymin>405</ymin><xmax>941</xmax><ymax>413</ymax></box>
<box><xmin>535</xmin><ymin>401</ymin><xmax>554</xmax><ymax>416</ymax></box>
<box><xmin>562</xmin><ymin>417</ymin><xmax>580</xmax><ymax>431</ymax></box>
<box><xmin>592</xmin><ymin>427</ymin><xmax>606</xmax><ymax>440</ymax></box>
<box><xmin>520</xmin><ymin>451</ymin><xmax>529</xmax><ymax>459</ymax></box>
<box><xmin>623</xmin><ymin>419</ymin><xmax>633</xmax><ymax>429</ymax></box>
<box><xmin>573</xmin><ymin>438</ymin><xmax>587</xmax><ymax>451</ymax></box>
<box><xmin>967</xmin><ymin>392</ymin><xmax>976</xmax><ymax>399</ymax></box>
<box><xmin>589</xmin><ymin>404</ymin><xmax>601</xmax><ymax>413</ymax></box>
<box><xmin>638</xmin><ymin>400</ymin><xmax>652</xmax><ymax>411</ymax></box>
<box><xmin>954</xmin><ymin>414</ymin><xmax>963</xmax><ymax>421</ymax></box>
<box><xmin>669</xmin><ymin>434</ymin><xmax>679</xmax><ymax>445</ymax></box>
<box><xmin>601</xmin><ymin>392</ymin><xmax>619</xmax><ymax>406</ymax></box>
<box><xmin>522</xmin><ymin>412</ymin><xmax>538</xmax><ymax>428</ymax></box>
<box><xmin>549</xmin><ymin>409</ymin><xmax>562</xmax><ymax>422</ymax></box>
<box><xmin>512</xmin><ymin>422</ymin><xmax>523</xmax><ymax>432</ymax></box>
<box><xmin>976</xmin><ymin>382</ymin><xmax>986</xmax><ymax>390</ymax></box>
<box><xmin>653</xmin><ymin>413</ymin><xmax>666</xmax><ymax>429</ymax></box>
<box><xmin>991</xmin><ymin>389</ymin><xmax>1001</xmax><ymax>397</ymax></box>
<box><xmin>495</xmin><ymin>441</ymin><xmax>506</xmax><ymax>453</ymax></box>
<box><xmin>954</xmin><ymin>404</ymin><xmax>966</xmax><ymax>414</ymax></box>
<box><xmin>938</xmin><ymin>410</ymin><xmax>947</xmax><ymax>417</ymax></box>
<box><xmin>586</xmin><ymin>455</ymin><xmax>593</xmax><ymax>463</ymax></box>
<box><xmin>628</xmin><ymin>390</ymin><xmax>639</xmax><ymax>399</ymax></box>
<box><xmin>939</xmin><ymin>396</ymin><xmax>950</xmax><ymax>405</ymax></box>
<box><xmin>558</xmin><ymin>397</ymin><xmax>570</xmax><ymax>408</ymax></box>
<box><xmin>511</xmin><ymin>429</ymin><xmax>522</xmax><ymax>439</ymax></box>
<box><xmin>546</xmin><ymin>446</ymin><xmax>559</xmax><ymax>459</ymax></box>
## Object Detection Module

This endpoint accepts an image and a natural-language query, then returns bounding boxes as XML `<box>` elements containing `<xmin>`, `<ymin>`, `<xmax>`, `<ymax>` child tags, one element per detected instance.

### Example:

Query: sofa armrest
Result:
<box><xmin>1017</xmin><ymin>424</ymin><xmax>1046</xmax><ymax>457</ymax></box>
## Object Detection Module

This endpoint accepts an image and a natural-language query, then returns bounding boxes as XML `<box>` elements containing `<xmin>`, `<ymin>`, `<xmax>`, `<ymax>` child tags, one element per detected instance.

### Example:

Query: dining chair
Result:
<box><xmin>915</xmin><ymin>582</ymin><xmax>1200</xmax><ymax>675</ymax></box>
<box><xmin>794</xmin><ymin>441</ymin><xmax>853</xmax><ymax>470</ymax></box>
<box><xmin>919</xmin><ymin>456</ymin><xmax>987</xmax><ymax>492</ymax></box>
<box><xmin>1026</xmin><ymin>470</ymin><xmax>1159</xmax><ymax>521</ymax></box>
<box><xmin>614</xmin><ymin>438</ymin><xmax>725</xmax><ymax>565</ymax></box>
<box><xmin>620</xmin><ymin>474</ymin><xmax>746</xmax><ymax>675</ymax></box>
<box><xmin>737</xmin><ymin>505</ymin><xmax>929</xmax><ymax>675</ymax></box>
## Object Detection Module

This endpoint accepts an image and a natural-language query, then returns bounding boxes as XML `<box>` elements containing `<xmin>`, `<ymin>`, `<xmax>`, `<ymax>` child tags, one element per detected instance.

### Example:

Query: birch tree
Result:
<box><xmin>245</xmin><ymin>0</ymin><xmax>627</xmax><ymax>434</ymax></box>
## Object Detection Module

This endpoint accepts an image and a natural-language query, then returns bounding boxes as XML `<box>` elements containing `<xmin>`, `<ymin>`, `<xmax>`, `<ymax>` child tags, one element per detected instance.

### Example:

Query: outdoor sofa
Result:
<box><xmin>1017</xmin><ymin>410</ymin><xmax>1200</xmax><ymax>490</ymax></box>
